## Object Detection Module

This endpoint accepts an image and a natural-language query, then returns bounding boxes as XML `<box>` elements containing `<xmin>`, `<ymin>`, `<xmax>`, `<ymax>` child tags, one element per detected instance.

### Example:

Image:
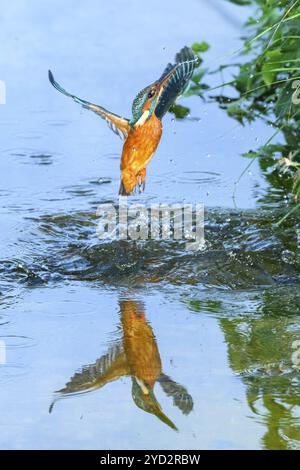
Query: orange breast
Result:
<box><xmin>121</xmin><ymin>300</ymin><xmax>162</xmax><ymax>389</ymax></box>
<box><xmin>121</xmin><ymin>114</ymin><xmax>162</xmax><ymax>174</ymax></box>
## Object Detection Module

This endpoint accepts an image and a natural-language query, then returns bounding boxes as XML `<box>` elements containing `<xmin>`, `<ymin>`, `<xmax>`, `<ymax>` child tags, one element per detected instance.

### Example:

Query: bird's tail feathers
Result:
<box><xmin>118</xmin><ymin>179</ymin><xmax>145</xmax><ymax>196</ymax></box>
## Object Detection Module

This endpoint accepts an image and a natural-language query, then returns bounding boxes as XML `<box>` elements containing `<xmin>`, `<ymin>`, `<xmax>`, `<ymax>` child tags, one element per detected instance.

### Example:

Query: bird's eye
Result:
<box><xmin>147</xmin><ymin>89</ymin><xmax>155</xmax><ymax>99</ymax></box>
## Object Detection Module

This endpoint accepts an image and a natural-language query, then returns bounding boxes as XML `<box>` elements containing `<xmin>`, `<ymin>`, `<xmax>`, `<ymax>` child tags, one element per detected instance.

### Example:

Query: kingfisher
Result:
<box><xmin>49</xmin><ymin>298</ymin><xmax>193</xmax><ymax>430</ymax></box>
<box><xmin>48</xmin><ymin>46</ymin><xmax>198</xmax><ymax>195</ymax></box>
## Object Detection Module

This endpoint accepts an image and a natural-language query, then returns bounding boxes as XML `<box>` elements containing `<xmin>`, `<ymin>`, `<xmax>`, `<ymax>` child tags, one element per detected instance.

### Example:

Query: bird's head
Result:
<box><xmin>130</xmin><ymin>71</ymin><xmax>177</xmax><ymax>126</ymax></box>
<box><xmin>130</xmin><ymin>46</ymin><xmax>198</xmax><ymax>126</ymax></box>
<box><xmin>131</xmin><ymin>377</ymin><xmax>178</xmax><ymax>431</ymax></box>
<box><xmin>130</xmin><ymin>83</ymin><xmax>161</xmax><ymax>126</ymax></box>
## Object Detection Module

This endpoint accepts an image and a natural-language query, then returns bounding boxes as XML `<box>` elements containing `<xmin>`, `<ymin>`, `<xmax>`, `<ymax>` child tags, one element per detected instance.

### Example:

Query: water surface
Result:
<box><xmin>0</xmin><ymin>0</ymin><xmax>300</xmax><ymax>450</ymax></box>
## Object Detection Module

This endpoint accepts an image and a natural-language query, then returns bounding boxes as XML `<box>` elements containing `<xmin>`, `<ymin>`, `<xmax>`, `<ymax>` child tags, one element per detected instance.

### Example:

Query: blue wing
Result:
<box><xmin>154</xmin><ymin>47</ymin><xmax>198</xmax><ymax>119</ymax></box>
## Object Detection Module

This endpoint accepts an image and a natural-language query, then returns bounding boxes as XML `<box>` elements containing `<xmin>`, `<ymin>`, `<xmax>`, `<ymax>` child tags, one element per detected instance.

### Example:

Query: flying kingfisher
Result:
<box><xmin>48</xmin><ymin>46</ymin><xmax>198</xmax><ymax>195</ymax></box>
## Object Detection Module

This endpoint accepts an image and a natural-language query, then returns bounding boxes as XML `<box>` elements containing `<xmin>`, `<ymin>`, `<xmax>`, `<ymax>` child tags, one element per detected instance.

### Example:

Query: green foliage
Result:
<box><xmin>181</xmin><ymin>1</ymin><xmax>300</xmax><ymax>220</ymax></box>
<box><xmin>219</xmin><ymin>0</ymin><xmax>300</xmax><ymax>207</ymax></box>
<box><xmin>191</xmin><ymin>41</ymin><xmax>210</xmax><ymax>53</ymax></box>
<box><xmin>172</xmin><ymin>1</ymin><xmax>300</xmax><ymax>219</ymax></box>
<box><xmin>169</xmin><ymin>103</ymin><xmax>190</xmax><ymax>119</ymax></box>
<box><xmin>227</xmin><ymin>0</ymin><xmax>252</xmax><ymax>5</ymax></box>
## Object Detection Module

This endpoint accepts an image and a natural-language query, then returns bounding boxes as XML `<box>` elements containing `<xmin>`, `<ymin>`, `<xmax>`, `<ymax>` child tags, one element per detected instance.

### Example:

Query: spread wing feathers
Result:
<box><xmin>56</xmin><ymin>343</ymin><xmax>130</xmax><ymax>395</ymax></box>
<box><xmin>158</xmin><ymin>62</ymin><xmax>175</xmax><ymax>82</ymax></box>
<box><xmin>158</xmin><ymin>373</ymin><xmax>194</xmax><ymax>415</ymax></box>
<box><xmin>155</xmin><ymin>46</ymin><xmax>198</xmax><ymax>119</ymax></box>
<box><xmin>175</xmin><ymin>45</ymin><xmax>197</xmax><ymax>65</ymax></box>
<box><xmin>48</xmin><ymin>70</ymin><xmax>130</xmax><ymax>140</ymax></box>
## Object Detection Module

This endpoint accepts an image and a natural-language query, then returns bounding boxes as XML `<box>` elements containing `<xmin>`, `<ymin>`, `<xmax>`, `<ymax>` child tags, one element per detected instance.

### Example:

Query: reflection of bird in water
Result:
<box><xmin>48</xmin><ymin>47</ymin><xmax>198</xmax><ymax>195</ymax></box>
<box><xmin>50</xmin><ymin>299</ymin><xmax>193</xmax><ymax>430</ymax></box>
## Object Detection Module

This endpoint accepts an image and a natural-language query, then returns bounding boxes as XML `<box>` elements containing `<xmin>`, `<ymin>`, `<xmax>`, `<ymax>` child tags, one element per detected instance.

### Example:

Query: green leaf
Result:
<box><xmin>274</xmin><ymin>80</ymin><xmax>294</xmax><ymax>118</ymax></box>
<box><xmin>227</xmin><ymin>0</ymin><xmax>252</xmax><ymax>5</ymax></box>
<box><xmin>243</xmin><ymin>150</ymin><xmax>260</xmax><ymax>158</ymax></box>
<box><xmin>227</xmin><ymin>104</ymin><xmax>249</xmax><ymax>124</ymax></box>
<box><xmin>192</xmin><ymin>42</ymin><xmax>210</xmax><ymax>53</ymax></box>
<box><xmin>261</xmin><ymin>50</ymin><xmax>282</xmax><ymax>86</ymax></box>
<box><xmin>169</xmin><ymin>104</ymin><xmax>190</xmax><ymax>119</ymax></box>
